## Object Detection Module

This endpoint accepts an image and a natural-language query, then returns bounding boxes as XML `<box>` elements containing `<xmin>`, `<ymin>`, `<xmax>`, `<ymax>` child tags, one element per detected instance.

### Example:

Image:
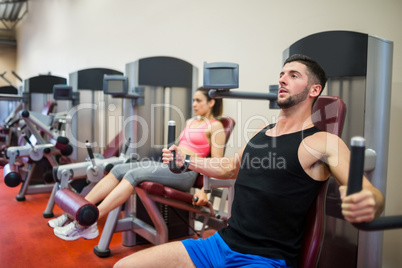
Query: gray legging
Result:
<box><xmin>110</xmin><ymin>161</ymin><xmax>198</xmax><ymax>192</ymax></box>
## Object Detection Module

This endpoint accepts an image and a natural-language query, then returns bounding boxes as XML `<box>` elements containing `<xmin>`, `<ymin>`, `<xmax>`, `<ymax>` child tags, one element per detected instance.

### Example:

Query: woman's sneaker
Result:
<box><xmin>48</xmin><ymin>214</ymin><xmax>70</xmax><ymax>228</ymax></box>
<box><xmin>53</xmin><ymin>221</ymin><xmax>99</xmax><ymax>241</ymax></box>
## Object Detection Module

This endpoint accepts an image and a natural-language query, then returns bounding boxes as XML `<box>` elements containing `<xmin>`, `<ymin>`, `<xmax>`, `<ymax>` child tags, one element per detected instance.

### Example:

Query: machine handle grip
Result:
<box><xmin>123</xmin><ymin>137</ymin><xmax>131</xmax><ymax>154</ymax></box>
<box><xmin>86</xmin><ymin>140</ymin><xmax>96</xmax><ymax>167</ymax></box>
<box><xmin>57</xmin><ymin>121</ymin><xmax>63</xmax><ymax>131</ymax></box>
<box><xmin>6</xmin><ymin>118</ymin><xmax>20</xmax><ymax>128</ymax></box>
<box><xmin>167</xmin><ymin>121</ymin><xmax>176</xmax><ymax>148</ymax></box>
<box><xmin>347</xmin><ymin>137</ymin><xmax>402</xmax><ymax>231</ymax></box>
<box><xmin>347</xmin><ymin>137</ymin><xmax>365</xmax><ymax>195</ymax></box>
<box><xmin>167</xmin><ymin>121</ymin><xmax>188</xmax><ymax>174</ymax></box>
<box><xmin>22</xmin><ymin>132</ymin><xmax>34</xmax><ymax>148</ymax></box>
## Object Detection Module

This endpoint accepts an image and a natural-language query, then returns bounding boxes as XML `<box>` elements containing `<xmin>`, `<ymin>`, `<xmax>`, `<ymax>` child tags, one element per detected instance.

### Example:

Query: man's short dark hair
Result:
<box><xmin>284</xmin><ymin>54</ymin><xmax>327</xmax><ymax>92</ymax></box>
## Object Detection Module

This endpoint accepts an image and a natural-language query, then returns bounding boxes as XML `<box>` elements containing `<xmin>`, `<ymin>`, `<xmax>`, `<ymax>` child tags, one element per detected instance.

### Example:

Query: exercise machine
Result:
<box><xmin>46</xmin><ymin>135</ymin><xmax>130</xmax><ymax>219</ymax></box>
<box><xmin>93</xmin><ymin>56</ymin><xmax>199</xmax><ymax>256</ymax></box>
<box><xmin>3</xmin><ymin>108</ymin><xmax>73</xmax><ymax>201</ymax></box>
<box><xmin>283</xmin><ymin>30</ymin><xmax>393</xmax><ymax>268</ymax></box>
<box><xmin>347</xmin><ymin>137</ymin><xmax>402</xmax><ymax>231</ymax></box>
<box><xmin>0</xmin><ymin>71</ymin><xmax>25</xmax><ymax>147</ymax></box>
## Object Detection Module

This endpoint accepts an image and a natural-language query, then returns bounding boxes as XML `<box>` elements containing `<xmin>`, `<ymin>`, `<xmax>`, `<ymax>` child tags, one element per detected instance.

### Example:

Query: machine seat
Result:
<box><xmin>298</xmin><ymin>95</ymin><xmax>346</xmax><ymax>268</ymax></box>
<box><xmin>139</xmin><ymin>181</ymin><xmax>196</xmax><ymax>204</ymax></box>
<box><xmin>136</xmin><ymin>116</ymin><xmax>235</xmax><ymax>206</ymax></box>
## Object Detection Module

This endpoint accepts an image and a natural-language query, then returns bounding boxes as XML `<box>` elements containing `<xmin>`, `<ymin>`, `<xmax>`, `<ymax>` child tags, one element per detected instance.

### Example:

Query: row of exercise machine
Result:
<box><xmin>1</xmin><ymin>30</ymin><xmax>402</xmax><ymax>267</ymax></box>
<box><xmin>0</xmin><ymin>59</ymin><xmax>239</xmax><ymax>258</ymax></box>
<box><xmin>2</xmin><ymin>60</ymin><xmax>402</xmax><ymax>250</ymax></box>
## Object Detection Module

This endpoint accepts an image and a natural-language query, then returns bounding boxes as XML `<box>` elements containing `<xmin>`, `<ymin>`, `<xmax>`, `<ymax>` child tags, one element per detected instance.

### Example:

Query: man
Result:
<box><xmin>114</xmin><ymin>54</ymin><xmax>384</xmax><ymax>268</ymax></box>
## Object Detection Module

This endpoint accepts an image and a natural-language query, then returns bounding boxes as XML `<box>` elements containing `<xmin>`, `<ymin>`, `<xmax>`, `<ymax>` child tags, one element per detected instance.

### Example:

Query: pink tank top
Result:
<box><xmin>179</xmin><ymin>119</ymin><xmax>217</xmax><ymax>157</ymax></box>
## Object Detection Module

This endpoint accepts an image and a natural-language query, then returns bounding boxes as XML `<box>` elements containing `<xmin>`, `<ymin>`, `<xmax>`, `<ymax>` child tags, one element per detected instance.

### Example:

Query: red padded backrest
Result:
<box><xmin>298</xmin><ymin>95</ymin><xmax>346</xmax><ymax>268</ymax></box>
<box><xmin>42</xmin><ymin>100</ymin><xmax>55</xmax><ymax>115</ymax></box>
<box><xmin>220</xmin><ymin>117</ymin><xmax>236</xmax><ymax>144</ymax></box>
<box><xmin>311</xmin><ymin>95</ymin><xmax>346</xmax><ymax>136</ymax></box>
<box><xmin>193</xmin><ymin>117</ymin><xmax>235</xmax><ymax>188</ymax></box>
<box><xmin>102</xmin><ymin>129</ymin><xmax>125</xmax><ymax>158</ymax></box>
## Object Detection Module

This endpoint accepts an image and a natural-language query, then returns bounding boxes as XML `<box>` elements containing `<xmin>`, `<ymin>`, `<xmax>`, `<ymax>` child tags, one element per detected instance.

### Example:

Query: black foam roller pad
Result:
<box><xmin>55</xmin><ymin>136</ymin><xmax>70</xmax><ymax>151</ymax></box>
<box><xmin>21</xmin><ymin>110</ymin><xmax>30</xmax><ymax>118</ymax></box>
<box><xmin>55</xmin><ymin>188</ymin><xmax>99</xmax><ymax>227</ymax></box>
<box><xmin>57</xmin><ymin>136</ymin><xmax>70</xmax><ymax>144</ymax></box>
<box><xmin>60</xmin><ymin>145</ymin><xmax>73</xmax><ymax>156</ymax></box>
<box><xmin>3</xmin><ymin>163</ymin><xmax>22</xmax><ymax>187</ymax></box>
<box><xmin>55</xmin><ymin>142</ymin><xmax>68</xmax><ymax>151</ymax></box>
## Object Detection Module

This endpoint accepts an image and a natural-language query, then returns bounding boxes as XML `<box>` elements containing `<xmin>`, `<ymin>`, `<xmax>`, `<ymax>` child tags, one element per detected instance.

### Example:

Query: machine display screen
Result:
<box><xmin>53</xmin><ymin>85</ymin><xmax>73</xmax><ymax>100</ymax></box>
<box><xmin>203</xmin><ymin>62</ymin><xmax>239</xmax><ymax>89</ymax></box>
<box><xmin>103</xmin><ymin>75</ymin><xmax>128</xmax><ymax>95</ymax></box>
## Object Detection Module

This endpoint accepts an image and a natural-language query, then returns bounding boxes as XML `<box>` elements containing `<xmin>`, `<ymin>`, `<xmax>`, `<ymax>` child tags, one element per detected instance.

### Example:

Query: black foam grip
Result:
<box><xmin>123</xmin><ymin>138</ymin><xmax>131</xmax><ymax>154</ymax></box>
<box><xmin>347</xmin><ymin>137</ymin><xmax>402</xmax><ymax>231</ymax></box>
<box><xmin>55</xmin><ymin>188</ymin><xmax>99</xmax><ymax>227</ymax></box>
<box><xmin>347</xmin><ymin>145</ymin><xmax>365</xmax><ymax>195</ymax></box>
<box><xmin>167</xmin><ymin>122</ymin><xmax>189</xmax><ymax>174</ymax></box>
<box><xmin>168</xmin><ymin>123</ymin><xmax>176</xmax><ymax>172</ymax></box>
<box><xmin>23</xmin><ymin>134</ymin><xmax>32</xmax><ymax>146</ymax></box>
<box><xmin>86</xmin><ymin>141</ymin><xmax>95</xmax><ymax>160</ymax></box>
<box><xmin>167</xmin><ymin>123</ymin><xmax>176</xmax><ymax>148</ymax></box>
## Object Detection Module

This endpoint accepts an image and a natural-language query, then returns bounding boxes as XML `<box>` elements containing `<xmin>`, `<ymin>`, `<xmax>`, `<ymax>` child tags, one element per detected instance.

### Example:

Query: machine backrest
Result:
<box><xmin>102</xmin><ymin>129</ymin><xmax>125</xmax><ymax>158</ymax></box>
<box><xmin>298</xmin><ymin>95</ymin><xmax>346</xmax><ymax>268</ymax></box>
<box><xmin>311</xmin><ymin>95</ymin><xmax>345</xmax><ymax>136</ymax></box>
<box><xmin>42</xmin><ymin>100</ymin><xmax>55</xmax><ymax>115</ymax></box>
<box><xmin>193</xmin><ymin>116</ymin><xmax>235</xmax><ymax>188</ymax></box>
<box><xmin>220</xmin><ymin>116</ymin><xmax>236</xmax><ymax>148</ymax></box>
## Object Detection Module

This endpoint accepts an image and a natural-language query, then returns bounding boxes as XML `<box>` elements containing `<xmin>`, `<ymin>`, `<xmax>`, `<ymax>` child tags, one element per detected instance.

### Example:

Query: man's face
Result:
<box><xmin>277</xmin><ymin>62</ymin><xmax>310</xmax><ymax>109</ymax></box>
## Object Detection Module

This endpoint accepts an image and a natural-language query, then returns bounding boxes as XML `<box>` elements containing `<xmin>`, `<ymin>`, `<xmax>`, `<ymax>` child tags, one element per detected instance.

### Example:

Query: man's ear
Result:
<box><xmin>310</xmin><ymin>84</ymin><xmax>322</xmax><ymax>97</ymax></box>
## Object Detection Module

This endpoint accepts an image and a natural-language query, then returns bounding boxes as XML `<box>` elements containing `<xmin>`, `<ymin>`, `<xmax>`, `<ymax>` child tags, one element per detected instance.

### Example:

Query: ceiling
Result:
<box><xmin>0</xmin><ymin>0</ymin><xmax>28</xmax><ymax>46</ymax></box>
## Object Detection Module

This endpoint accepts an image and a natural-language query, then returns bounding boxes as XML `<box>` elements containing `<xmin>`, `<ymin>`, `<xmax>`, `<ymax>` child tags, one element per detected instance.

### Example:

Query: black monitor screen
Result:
<box><xmin>53</xmin><ymin>85</ymin><xmax>73</xmax><ymax>100</ymax></box>
<box><xmin>210</xmin><ymin>69</ymin><xmax>234</xmax><ymax>85</ymax></box>
<box><xmin>203</xmin><ymin>62</ymin><xmax>239</xmax><ymax>89</ymax></box>
<box><xmin>107</xmin><ymin>80</ymin><xmax>124</xmax><ymax>93</ymax></box>
<box><xmin>103</xmin><ymin>75</ymin><xmax>128</xmax><ymax>95</ymax></box>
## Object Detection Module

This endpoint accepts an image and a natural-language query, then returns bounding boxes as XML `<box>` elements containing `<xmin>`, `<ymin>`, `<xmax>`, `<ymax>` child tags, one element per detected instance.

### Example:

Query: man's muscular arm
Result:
<box><xmin>320</xmin><ymin>132</ymin><xmax>384</xmax><ymax>222</ymax></box>
<box><xmin>162</xmin><ymin>145</ymin><xmax>243</xmax><ymax>180</ymax></box>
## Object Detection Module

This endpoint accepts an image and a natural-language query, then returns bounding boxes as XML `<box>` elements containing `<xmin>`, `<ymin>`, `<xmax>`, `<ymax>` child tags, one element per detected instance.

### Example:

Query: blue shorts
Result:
<box><xmin>182</xmin><ymin>232</ymin><xmax>290</xmax><ymax>268</ymax></box>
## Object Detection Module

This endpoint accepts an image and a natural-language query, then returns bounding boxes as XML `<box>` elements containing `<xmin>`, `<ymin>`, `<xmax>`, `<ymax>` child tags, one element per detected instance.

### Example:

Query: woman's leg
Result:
<box><xmin>97</xmin><ymin>178</ymin><xmax>134</xmax><ymax>219</ymax></box>
<box><xmin>123</xmin><ymin>161</ymin><xmax>198</xmax><ymax>192</ymax></box>
<box><xmin>84</xmin><ymin>163</ymin><xmax>133</xmax><ymax>204</ymax></box>
<box><xmin>84</xmin><ymin>172</ymin><xmax>120</xmax><ymax>204</ymax></box>
<box><xmin>49</xmin><ymin>164</ymin><xmax>130</xmax><ymax>228</ymax></box>
<box><xmin>96</xmin><ymin>161</ymin><xmax>198</xmax><ymax>219</ymax></box>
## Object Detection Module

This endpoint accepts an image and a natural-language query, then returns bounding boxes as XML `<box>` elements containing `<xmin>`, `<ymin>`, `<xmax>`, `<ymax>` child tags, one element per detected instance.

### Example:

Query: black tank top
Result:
<box><xmin>219</xmin><ymin>124</ymin><xmax>325</xmax><ymax>267</ymax></box>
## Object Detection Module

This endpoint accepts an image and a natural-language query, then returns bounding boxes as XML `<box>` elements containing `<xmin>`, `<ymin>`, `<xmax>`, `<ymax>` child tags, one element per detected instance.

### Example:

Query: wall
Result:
<box><xmin>0</xmin><ymin>44</ymin><xmax>17</xmax><ymax>87</ymax></box>
<box><xmin>11</xmin><ymin>0</ymin><xmax>402</xmax><ymax>267</ymax></box>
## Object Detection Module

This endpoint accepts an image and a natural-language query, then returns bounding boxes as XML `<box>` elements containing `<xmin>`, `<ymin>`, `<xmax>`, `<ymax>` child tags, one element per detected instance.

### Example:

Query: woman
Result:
<box><xmin>49</xmin><ymin>88</ymin><xmax>225</xmax><ymax>241</ymax></box>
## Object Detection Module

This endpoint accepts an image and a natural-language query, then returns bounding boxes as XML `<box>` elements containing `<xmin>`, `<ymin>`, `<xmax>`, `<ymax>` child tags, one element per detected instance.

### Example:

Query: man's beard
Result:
<box><xmin>277</xmin><ymin>86</ymin><xmax>309</xmax><ymax>109</ymax></box>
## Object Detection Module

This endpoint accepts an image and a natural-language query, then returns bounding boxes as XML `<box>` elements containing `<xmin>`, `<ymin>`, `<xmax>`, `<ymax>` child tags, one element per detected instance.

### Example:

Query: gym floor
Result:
<box><xmin>0</xmin><ymin>168</ymin><xmax>213</xmax><ymax>268</ymax></box>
